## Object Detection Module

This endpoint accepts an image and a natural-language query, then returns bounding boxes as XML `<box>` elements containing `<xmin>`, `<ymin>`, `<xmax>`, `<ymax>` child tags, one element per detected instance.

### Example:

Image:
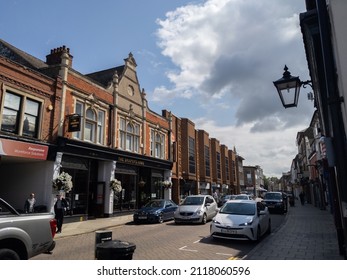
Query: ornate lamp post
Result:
<box><xmin>273</xmin><ymin>65</ymin><xmax>312</xmax><ymax>108</ymax></box>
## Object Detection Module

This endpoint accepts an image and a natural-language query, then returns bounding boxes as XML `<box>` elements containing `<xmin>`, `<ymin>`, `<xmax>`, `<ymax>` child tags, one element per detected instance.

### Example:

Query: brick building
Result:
<box><xmin>0</xmin><ymin>39</ymin><xmax>245</xmax><ymax>221</ymax></box>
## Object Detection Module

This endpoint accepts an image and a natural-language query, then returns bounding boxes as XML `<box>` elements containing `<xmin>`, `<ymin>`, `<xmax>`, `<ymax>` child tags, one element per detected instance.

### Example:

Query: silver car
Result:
<box><xmin>210</xmin><ymin>200</ymin><xmax>271</xmax><ymax>241</ymax></box>
<box><xmin>174</xmin><ymin>195</ymin><xmax>218</xmax><ymax>224</ymax></box>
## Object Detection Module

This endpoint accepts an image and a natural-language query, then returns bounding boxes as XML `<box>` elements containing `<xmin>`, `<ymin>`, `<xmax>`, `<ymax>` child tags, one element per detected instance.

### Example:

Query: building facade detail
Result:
<box><xmin>1</xmin><ymin>39</ymin><xmax>246</xmax><ymax>222</ymax></box>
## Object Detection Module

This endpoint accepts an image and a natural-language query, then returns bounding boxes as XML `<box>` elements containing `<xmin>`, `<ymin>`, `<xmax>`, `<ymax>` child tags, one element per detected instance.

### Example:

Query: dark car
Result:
<box><xmin>218</xmin><ymin>194</ymin><xmax>237</xmax><ymax>207</ymax></box>
<box><xmin>133</xmin><ymin>199</ymin><xmax>178</xmax><ymax>223</ymax></box>
<box><xmin>262</xmin><ymin>192</ymin><xmax>288</xmax><ymax>214</ymax></box>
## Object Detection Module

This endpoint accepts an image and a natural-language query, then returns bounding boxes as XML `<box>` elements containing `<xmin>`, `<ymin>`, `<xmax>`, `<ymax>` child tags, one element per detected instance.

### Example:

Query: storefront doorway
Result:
<box><xmin>114</xmin><ymin>164</ymin><xmax>137</xmax><ymax>212</ymax></box>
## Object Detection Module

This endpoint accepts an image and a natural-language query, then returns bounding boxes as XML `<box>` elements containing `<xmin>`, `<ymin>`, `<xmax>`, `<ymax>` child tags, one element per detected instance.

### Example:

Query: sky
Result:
<box><xmin>0</xmin><ymin>0</ymin><xmax>315</xmax><ymax>178</ymax></box>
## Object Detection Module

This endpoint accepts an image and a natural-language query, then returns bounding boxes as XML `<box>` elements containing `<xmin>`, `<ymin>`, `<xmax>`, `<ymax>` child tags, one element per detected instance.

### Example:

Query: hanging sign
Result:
<box><xmin>68</xmin><ymin>114</ymin><xmax>81</xmax><ymax>132</ymax></box>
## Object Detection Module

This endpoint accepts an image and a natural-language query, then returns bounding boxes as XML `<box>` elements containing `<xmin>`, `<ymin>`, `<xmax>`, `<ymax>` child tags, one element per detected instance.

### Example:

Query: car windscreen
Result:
<box><xmin>264</xmin><ymin>193</ymin><xmax>281</xmax><ymax>200</ymax></box>
<box><xmin>220</xmin><ymin>203</ymin><xmax>255</xmax><ymax>215</ymax></box>
<box><xmin>145</xmin><ymin>200</ymin><xmax>164</xmax><ymax>208</ymax></box>
<box><xmin>182</xmin><ymin>197</ymin><xmax>204</xmax><ymax>205</ymax></box>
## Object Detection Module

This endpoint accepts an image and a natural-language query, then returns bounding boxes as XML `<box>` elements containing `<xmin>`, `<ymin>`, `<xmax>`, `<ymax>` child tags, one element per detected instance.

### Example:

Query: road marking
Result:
<box><xmin>179</xmin><ymin>246</ymin><xmax>198</xmax><ymax>252</ymax></box>
<box><xmin>228</xmin><ymin>256</ymin><xmax>240</xmax><ymax>260</ymax></box>
<box><xmin>216</xmin><ymin>252</ymin><xmax>234</xmax><ymax>256</ymax></box>
<box><xmin>193</xmin><ymin>239</ymin><xmax>201</xmax><ymax>244</ymax></box>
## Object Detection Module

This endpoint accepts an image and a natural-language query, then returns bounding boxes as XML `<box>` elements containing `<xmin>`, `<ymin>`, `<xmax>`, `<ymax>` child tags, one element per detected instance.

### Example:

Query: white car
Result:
<box><xmin>174</xmin><ymin>195</ymin><xmax>217</xmax><ymax>224</ymax></box>
<box><xmin>210</xmin><ymin>200</ymin><xmax>271</xmax><ymax>241</ymax></box>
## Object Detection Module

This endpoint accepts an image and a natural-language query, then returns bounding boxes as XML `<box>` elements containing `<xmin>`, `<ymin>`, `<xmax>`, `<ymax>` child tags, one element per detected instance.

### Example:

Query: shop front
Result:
<box><xmin>113</xmin><ymin>156</ymin><xmax>173</xmax><ymax>211</ymax></box>
<box><xmin>55</xmin><ymin>137</ymin><xmax>172</xmax><ymax>220</ymax></box>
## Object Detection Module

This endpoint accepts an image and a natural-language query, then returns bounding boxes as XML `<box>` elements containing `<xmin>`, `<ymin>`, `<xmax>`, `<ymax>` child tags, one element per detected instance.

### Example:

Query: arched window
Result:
<box><xmin>84</xmin><ymin>108</ymin><xmax>96</xmax><ymax>142</ymax></box>
<box><xmin>73</xmin><ymin>101</ymin><xmax>105</xmax><ymax>144</ymax></box>
<box><xmin>119</xmin><ymin>117</ymin><xmax>140</xmax><ymax>152</ymax></box>
<box><xmin>151</xmin><ymin>130</ymin><xmax>165</xmax><ymax>159</ymax></box>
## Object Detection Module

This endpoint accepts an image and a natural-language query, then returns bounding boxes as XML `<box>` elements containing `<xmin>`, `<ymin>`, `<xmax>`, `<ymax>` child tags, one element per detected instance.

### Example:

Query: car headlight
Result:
<box><xmin>212</xmin><ymin>219</ymin><xmax>220</xmax><ymax>224</ymax></box>
<box><xmin>196</xmin><ymin>210</ymin><xmax>203</xmax><ymax>215</ymax></box>
<box><xmin>239</xmin><ymin>219</ymin><xmax>253</xmax><ymax>226</ymax></box>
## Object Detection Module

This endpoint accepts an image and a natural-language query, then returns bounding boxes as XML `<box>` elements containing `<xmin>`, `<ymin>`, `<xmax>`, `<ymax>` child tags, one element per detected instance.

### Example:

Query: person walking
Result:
<box><xmin>54</xmin><ymin>194</ymin><xmax>69</xmax><ymax>233</ymax></box>
<box><xmin>24</xmin><ymin>193</ymin><xmax>36</xmax><ymax>213</ymax></box>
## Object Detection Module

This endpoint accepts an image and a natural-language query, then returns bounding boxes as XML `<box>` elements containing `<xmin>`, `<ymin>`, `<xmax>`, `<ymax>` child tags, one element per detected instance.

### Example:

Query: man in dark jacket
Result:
<box><xmin>54</xmin><ymin>194</ymin><xmax>69</xmax><ymax>233</ymax></box>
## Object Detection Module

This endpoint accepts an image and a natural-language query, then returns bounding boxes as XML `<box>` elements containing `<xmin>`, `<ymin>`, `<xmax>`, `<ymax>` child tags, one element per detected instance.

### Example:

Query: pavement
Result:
<box><xmin>55</xmin><ymin>202</ymin><xmax>346</xmax><ymax>260</ymax></box>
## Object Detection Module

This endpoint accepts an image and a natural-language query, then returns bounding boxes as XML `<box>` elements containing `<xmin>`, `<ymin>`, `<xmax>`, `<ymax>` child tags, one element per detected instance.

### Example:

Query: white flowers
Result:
<box><xmin>162</xmin><ymin>180</ymin><xmax>172</xmax><ymax>188</ymax></box>
<box><xmin>110</xmin><ymin>179</ymin><xmax>122</xmax><ymax>193</ymax></box>
<box><xmin>52</xmin><ymin>172</ymin><xmax>73</xmax><ymax>193</ymax></box>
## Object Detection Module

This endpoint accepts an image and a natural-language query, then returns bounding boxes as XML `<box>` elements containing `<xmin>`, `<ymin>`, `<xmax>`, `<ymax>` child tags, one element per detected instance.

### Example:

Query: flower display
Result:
<box><xmin>52</xmin><ymin>172</ymin><xmax>73</xmax><ymax>193</ymax></box>
<box><xmin>110</xmin><ymin>179</ymin><xmax>122</xmax><ymax>193</ymax></box>
<box><xmin>162</xmin><ymin>180</ymin><xmax>172</xmax><ymax>189</ymax></box>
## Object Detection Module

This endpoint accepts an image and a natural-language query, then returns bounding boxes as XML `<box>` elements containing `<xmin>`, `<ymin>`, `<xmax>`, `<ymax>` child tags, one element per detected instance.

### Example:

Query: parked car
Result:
<box><xmin>262</xmin><ymin>192</ymin><xmax>288</xmax><ymax>214</ymax></box>
<box><xmin>174</xmin><ymin>195</ymin><xmax>217</xmax><ymax>224</ymax></box>
<box><xmin>210</xmin><ymin>200</ymin><xmax>271</xmax><ymax>241</ymax></box>
<box><xmin>0</xmin><ymin>198</ymin><xmax>56</xmax><ymax>260</ymax></box>
<box><xmin>133</xmin><ymin>199</ymin><xmax>178</xmax><ymax>223</ymax></box>
<box><xmin>218</xmin><ymin>194</ymin><xmax>237</xmax><ymax>207</ymax></box>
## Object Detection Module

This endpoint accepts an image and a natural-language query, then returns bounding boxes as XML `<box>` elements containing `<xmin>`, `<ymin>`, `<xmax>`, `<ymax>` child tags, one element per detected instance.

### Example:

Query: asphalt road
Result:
<box><xmin>33</xmin><ymin>213</ymin><xmax>285</xmax><ymax>260</ymax></box>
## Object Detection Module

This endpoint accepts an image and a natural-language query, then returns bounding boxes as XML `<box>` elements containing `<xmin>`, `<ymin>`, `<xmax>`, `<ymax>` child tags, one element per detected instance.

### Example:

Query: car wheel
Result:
<box><xmin>0</xmin><ymin>248</ymin><xmax>20</xmax><ymax>260</ymax></box>
<box><xmin>158</xmin><ymin>213</ymin><xmax>163</xmax><ymax>223</ymax></box>
<box><xmin>201</xmin><ymin>214</ymin><xmax>207</xmax><ymax>224</ymax></box>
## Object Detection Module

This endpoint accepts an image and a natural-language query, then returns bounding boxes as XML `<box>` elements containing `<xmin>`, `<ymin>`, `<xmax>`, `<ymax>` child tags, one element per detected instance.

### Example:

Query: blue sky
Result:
<box><xmin>1</xmin><ymin>0</ymin><xmax>315</xmax><ymax>177</ymax></box>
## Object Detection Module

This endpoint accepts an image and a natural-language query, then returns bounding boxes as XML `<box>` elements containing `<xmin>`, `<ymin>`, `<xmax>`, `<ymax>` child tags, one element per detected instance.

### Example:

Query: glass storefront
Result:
<box><xmin>114</xmin><ymin>165</ymin><xmax>137</xmax><ymax>212</ymax></box>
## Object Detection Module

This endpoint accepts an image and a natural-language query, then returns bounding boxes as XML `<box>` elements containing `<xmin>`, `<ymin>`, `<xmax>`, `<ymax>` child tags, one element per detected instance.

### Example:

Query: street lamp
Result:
<box><xmin>273</xmin><ymin>65</ymin><xmax>312</xmax><ymax>108</ymax></box>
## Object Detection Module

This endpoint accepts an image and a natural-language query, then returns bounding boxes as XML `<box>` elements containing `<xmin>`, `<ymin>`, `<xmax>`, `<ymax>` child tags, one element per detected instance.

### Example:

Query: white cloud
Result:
<box><xmin>151</xmin><ymin>0</ymin><xmax>315</xmax><ymax>177</ymax></box>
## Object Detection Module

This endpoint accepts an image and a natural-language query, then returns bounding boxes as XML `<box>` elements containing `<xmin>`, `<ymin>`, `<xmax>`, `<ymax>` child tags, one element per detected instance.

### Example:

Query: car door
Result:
<box><xmin>205</xmin><ymin>196</ymin><xmax>216</xmax><ymax>219</ymax></box>
<box><xmin>257</xmin><ymin>202</ymin><xmax>268</xmax><ymax>235</ymax></box>
<box><xmin>163</xmin><ymin>200</ymin><xmax>176</xmax><ymax>220</ymax></box>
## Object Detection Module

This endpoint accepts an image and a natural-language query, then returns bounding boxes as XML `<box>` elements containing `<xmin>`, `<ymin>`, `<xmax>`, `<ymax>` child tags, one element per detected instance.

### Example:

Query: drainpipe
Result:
<box><xmin>58</xmin><ymin>51</ymin><xmax>69</xmax><ymax>137</ymax></box>
<box><xmin>112</xmin><ymin>72</ymin><xmax>119</xmax><ymax>148</ymax></box>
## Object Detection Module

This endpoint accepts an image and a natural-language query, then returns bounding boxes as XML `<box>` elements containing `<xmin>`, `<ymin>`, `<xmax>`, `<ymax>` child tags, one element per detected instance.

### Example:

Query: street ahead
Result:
<box><xmin>33</xmin><ymin>213</ymin><xmax>285</xmax><ymax>260</ymax></box>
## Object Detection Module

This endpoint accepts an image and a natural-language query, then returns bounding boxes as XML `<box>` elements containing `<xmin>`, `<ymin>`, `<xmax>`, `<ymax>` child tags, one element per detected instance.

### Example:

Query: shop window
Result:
<box><xmin>1</xmin><ymin>91</ymin><xmax>41</xmax><ymax>138</ymax></box>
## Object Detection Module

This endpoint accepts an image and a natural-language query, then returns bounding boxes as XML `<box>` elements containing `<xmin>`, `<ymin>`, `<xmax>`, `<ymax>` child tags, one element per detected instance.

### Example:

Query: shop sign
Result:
<box><xmin>0</xmin><ymin>138</ymin><xmax>48</xmax><ymax>160</ymax></box>
<box><xmin>68</xmin><ymin>114</ymin><xmax>81</xmax><ymax>132</ymax></box>
<box><xmin>117</xmin><ymin>156</ymin><xmax>145</xmax><ymax>166</ymax></box>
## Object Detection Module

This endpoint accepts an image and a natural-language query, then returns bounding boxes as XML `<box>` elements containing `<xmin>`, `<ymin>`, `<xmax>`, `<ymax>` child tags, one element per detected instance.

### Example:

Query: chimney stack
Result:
<box><xmin>46</xmin><ymin>45</ymin><xmax>73</xmax><ymax>67</ymax></box>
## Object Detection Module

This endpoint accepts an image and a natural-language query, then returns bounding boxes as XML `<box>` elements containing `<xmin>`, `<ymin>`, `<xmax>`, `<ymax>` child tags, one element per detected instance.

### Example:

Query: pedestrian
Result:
<box><xmin>24</xmin><ymin>193</ymin><xmax>36</xmax><ymax>213</ymax></box>
<box><xmin>299</xmin><ymin>191</ymin><xmax>305</xmax><ymax>205</ymax></box>
<box><xmin>54</xmin><ymin>194</ymin><xmax>69</xmax><ymax>233</ymax></box>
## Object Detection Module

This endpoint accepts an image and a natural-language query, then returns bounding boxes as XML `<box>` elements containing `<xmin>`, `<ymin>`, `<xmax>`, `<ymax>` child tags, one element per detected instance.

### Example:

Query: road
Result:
<box><xmin>33</xmin><ymin>213</ymin><xmax>285</xmax><ymax>260</ymax></box>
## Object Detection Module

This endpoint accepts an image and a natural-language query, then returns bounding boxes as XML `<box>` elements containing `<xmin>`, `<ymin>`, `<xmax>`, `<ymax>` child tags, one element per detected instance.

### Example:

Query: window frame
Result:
<box><xmin>188</xmin><ymin>136</ymin><xmax>196</xmax><ymax>174</ymax></box>
<box><xmin>150</xmin><ymin>129</ymin><xmax>165</xmax><ymax>159</ymax></box>
<box><xmin>73</xmin><ymin>100</ymin><xmax>106</xmax><ymax>145</ymax></box>
<box><xmin>0</xmin><ymin>89</ymin><xmax>42</xmax><ymax>138</ymax></box>
<box><xmin>119</xmin><ymin>117</ymin><xmax>140</xmax><ymax>153</ymax></box>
